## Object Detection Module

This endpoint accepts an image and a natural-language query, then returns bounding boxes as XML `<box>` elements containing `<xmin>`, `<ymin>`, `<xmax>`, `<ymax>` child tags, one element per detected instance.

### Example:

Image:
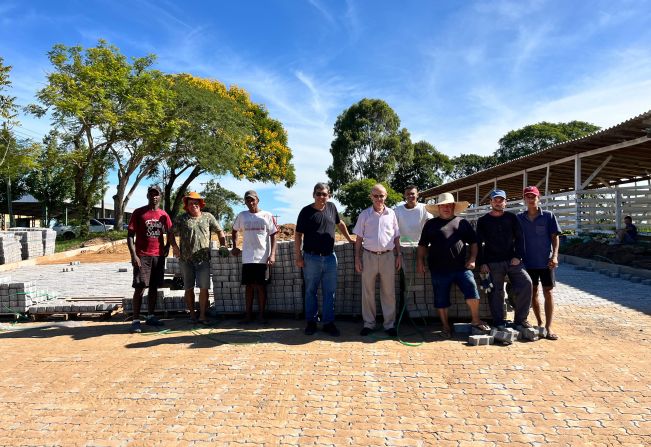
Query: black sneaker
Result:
<box><xmin>304</xmin><ymin>321</ymin><xmax>317</xmax><ymax>335</ymax></box>
<box><xmin>385</xmin><ymin>327</ymin><xmax>398</xmax><ymax>337</ymax></box>
<box><xmin>322</xmin><ymin>323</ymin><xmax>340</xmax><ymax>337</ymax></box>
<box><xmin>130</xmin><ymin>320</ymin><xmax>142</xmax><ymax>333</ymax></box>
<box><xmin>360</xmin><ymin>327</ymin><xmax>373</xmax><ymax>336</ymax></box>
<box><xmin>145</xmin><ymin>315</ymin><xmax>164</xmax><ymax>327</ymax></box>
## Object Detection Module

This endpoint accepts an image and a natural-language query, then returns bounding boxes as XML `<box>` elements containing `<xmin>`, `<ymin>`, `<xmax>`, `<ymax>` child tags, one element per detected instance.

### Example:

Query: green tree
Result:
<box><xmin>29</xmin><ymin>40</ymin><xmax>172</xmax><ymax>235</ymax></box>
<box><xmin>200</xmin><ymin>180</ymin><xmax>240</xmax><ymax>227</ymax></box>
<box><xmin>495</xmin><ymin>121</ymin><xmax>600</xmax><ymax>163</ymax></box>
<box><xmin>326</xmin><ymin>98</ymin><xmax>412</xmax><ymax>192</ymax></box>
<box><xmin>24</xmin><ymin>132</ymin><xmax>74</xmax><ymax>225</ymax></box>
<box><xmin>337</xmin><ymin>179</ymin><xmax>401</xmax><ymax>223</ymax></box>
<box><xmin>448</xmin><ymin>153</ymin><xmax>495</xmax><ymax>180</ymax></box>
<box><xmin>158</xmin><ymin>74</ymin><xmax>295</xmax><ymax>220</ymax></box>
<box><xmin>391</xmin><ymin>140</ymin><xmax>452</xmax><ymax>193</ymax></box>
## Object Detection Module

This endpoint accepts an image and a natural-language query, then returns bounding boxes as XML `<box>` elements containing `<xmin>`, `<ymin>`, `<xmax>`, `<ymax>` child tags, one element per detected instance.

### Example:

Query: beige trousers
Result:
<box><xmin>361</xmin><ymin>250</ymin><xmax>396</xmax><ymax>329</ymax></box>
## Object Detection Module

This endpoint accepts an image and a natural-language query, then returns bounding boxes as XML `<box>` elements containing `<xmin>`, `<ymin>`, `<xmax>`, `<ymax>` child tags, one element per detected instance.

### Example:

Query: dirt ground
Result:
<box><xmin>39</xmin><ymin>223</ymin><xmax>353</xmax><ymax>265</ymax></box>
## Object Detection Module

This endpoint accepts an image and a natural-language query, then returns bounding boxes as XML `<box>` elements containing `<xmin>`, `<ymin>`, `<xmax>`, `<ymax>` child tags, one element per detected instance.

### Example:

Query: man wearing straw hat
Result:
<box><xmin>476</xmin><ymin>189</ymin><xmax>532</xmax><ymax>330</ymax></box>
<box><xmin>170</xmin><ymin>191</ymin><xmax>227</xmax><ymax>324</ymax></box>
<box><xmin>416</xmin><ymin>192</ymin><xmax>490</xmax><ymax>338</ymax></box>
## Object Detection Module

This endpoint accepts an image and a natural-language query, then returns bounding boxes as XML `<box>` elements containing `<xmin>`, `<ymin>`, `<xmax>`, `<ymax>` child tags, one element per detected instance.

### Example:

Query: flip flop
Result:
<box><xmin>472</xmin><ymin>323</ymin><xmax>491</xmax><ymax>332</ymax></box>
<box><xmin>546</xmin><ymin>332</ymin><xmax>559</xmax><ymax>340</ymax></box>
<box><xmin>439</xmin><ymin>328</ymin><xmax>452</xmax><ymax>339</ymax></box>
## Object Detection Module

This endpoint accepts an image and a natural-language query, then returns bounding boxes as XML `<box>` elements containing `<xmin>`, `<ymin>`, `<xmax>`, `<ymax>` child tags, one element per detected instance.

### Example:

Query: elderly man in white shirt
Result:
<box><xmin>354</xmin><ymin>183</ymin><xmax>402</xmax><ymax>337</ymax></box>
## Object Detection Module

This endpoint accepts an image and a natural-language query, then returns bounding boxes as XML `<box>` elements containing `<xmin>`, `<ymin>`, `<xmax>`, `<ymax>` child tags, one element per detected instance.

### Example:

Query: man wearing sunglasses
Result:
<box><xmin>295</xmin><ymin>182</ymin><xmax>354</xmax><ymax>337</ymax></box>
<box><xmin>353</xmin><ymin>183</ymin><xmax>402</xmax><ymax>337</ymax></box>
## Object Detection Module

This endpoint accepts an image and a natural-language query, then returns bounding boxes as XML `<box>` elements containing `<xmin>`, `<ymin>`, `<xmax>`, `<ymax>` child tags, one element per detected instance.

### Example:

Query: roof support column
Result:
<box><xmin>475</xmin><ymin>184</ymin><xmax>479</xmax><ymax>207</ymax></box>
<box><xmin>574</xmin><ymin>154</ymin><xmax>582</xmax><ymax>234</ymax></box>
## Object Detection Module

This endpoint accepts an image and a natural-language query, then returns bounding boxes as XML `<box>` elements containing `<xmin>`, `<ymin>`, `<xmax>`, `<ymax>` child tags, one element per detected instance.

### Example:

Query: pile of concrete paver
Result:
<box><xmin>0</xmin><ymin>276</ymin><xmax>40</xmax><ymax>314</ymax></box>
<box><xmin>122</xmin><ymin>289</ymin><xmax>192</xmax><ymax>313</ymax></box>
<box><xmin>0</xmin><ymin>233</ymin><xmax>22</xmax><ymax>264</ymax></box>
<box><xmin>11</xmin><ymin>229</ymin><xmax>44</xmax><ymax>259</ymax></box>
<box><xmin>12</xmin><ymin>227</ymin><xmax>57</xmax><ymax>256</ymax></box>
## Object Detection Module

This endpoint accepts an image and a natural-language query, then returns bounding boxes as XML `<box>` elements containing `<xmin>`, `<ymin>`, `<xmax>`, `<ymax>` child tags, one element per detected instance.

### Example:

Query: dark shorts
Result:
<box><xmin>132</xmin><ymin>256</ymin><xmax>165</xmax><ymax>289</ymax></box>
<box><xmin>527</xmin><ymin>268</ymin><xmax>555</xmax><ymax>288</ymax></box>
<box><xmin>241</xmin><ymin>263</ymin><xmax>270</xmax><ymax>286</ymax></box>
<box><xmin>430</xmin><ymin>270</ymin><xmax>479</xmax><ymax>309</ymax></box>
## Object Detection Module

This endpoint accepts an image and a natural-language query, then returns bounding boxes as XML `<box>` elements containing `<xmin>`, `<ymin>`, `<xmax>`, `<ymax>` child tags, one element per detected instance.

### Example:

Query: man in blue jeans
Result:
<box><xmin>416</xmin><ymin>192</ymin><xmax>490</xmax><ymax>338</ymax></box>
<box><xmin>295</xmin><ymin>182</ymin><xmax>354</xmax><ymax>336</ymax></box>
<box><xmin>476</xmin><ymin>189</ymin><xmax>533</xmax><ymax>329</ymax></box>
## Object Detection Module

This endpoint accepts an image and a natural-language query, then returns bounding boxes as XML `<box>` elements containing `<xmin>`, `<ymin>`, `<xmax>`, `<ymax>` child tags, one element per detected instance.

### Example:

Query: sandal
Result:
<box><xmin>439</xmin><ymin>328</ymin><xmax>452</xmax><ymax>339</ymax></box>
<box><xmin>546</xmin><ymin>332</ymin><xmax>559</xmax><ymax>340</ymax></box>
<box><xmin>471</xmin><ymin>322</ymin><xmax>491</xmax><ymax>332</ymax></box>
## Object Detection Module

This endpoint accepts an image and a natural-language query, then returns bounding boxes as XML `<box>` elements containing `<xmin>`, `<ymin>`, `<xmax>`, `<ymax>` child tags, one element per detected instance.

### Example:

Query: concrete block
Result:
<box><xmin>534</xmin><ymin>326</ymin><xmax>548</xmax><ymax>338</ymax></box>
<box><xmin>518</xmin><ymin>326</ymin><xmax>539</xmax><ymax>341</ymax></box>
<box><xmin>468</xmin><ymin>335</ymin><xmax>494</xmax><ymax>346</ymax></box>
<box><xmin>494</xmin><ymin>330</ymin><xmax>518</xmax><ymax>344</ymax></box>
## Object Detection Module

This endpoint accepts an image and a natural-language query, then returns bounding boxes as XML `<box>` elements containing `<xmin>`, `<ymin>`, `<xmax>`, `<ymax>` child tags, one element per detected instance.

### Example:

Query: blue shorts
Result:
<box><xmin>180</xmin><ymin>259</ymin><xmax>211</xmax><ymax>290</ymax></box>
<box><xmin>430</xmin><ymin>270</ymin><xmax>479</xmax><ymax>309</ymax></box>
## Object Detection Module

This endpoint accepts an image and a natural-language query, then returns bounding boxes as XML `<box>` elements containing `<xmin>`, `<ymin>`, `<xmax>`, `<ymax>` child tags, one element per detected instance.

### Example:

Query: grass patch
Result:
<box><xmin>55</xmin><ymin>230</ymin><xmax>128</xmax><ymax>253</ymax></box>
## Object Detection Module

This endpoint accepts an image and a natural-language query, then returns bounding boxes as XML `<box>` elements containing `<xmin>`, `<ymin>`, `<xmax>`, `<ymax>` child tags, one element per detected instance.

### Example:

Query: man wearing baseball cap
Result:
<box><xmin>231</xmin><ymin>190</ymin><xmax>278</xmax><ymax>324</ymax></box>
<box><xmin>170</xmin><ymin>191</ymin><xmax>227</xmax><ymax>324</ymax></box>
<box><xmin>126</xmin><ymin>185</ymin><xmax>173</xmax><ymax>333</ymax></box>
<box><xmin>517</xmin><ymin>186</ymin><xmax>562</xmax><ymax>340</ymax></box>
<box><xmin>476</xmin><ymin>189</ymin><xmax>533</xmax><ymax>330</ymax></box>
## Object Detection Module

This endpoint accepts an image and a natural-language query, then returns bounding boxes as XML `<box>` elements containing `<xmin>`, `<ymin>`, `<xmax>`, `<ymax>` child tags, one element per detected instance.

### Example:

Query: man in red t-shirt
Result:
<box><xmin>127</xmin><ymin>185</ymin><xmax>173</xmax><ymax>333</ymax></box>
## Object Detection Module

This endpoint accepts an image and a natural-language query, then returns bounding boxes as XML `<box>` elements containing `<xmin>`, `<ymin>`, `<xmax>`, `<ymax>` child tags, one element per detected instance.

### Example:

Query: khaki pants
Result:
<box><xmin>361</xmin><ymin>250</ymin><xmax>396</xmax><ymax>329</ymax></box>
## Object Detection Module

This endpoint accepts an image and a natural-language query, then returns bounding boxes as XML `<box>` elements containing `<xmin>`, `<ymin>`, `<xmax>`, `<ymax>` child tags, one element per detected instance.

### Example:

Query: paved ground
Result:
<box><xmin>0</xmin><ymin>264</ymin><xmax>649</xmax><ymax>446</ymax></box>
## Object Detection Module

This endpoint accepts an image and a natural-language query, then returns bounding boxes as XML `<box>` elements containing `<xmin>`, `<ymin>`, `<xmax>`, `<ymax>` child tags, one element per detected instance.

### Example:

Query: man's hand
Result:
<box><xmin>295</xmin><ymin>254</ymin><xmax>304</xmax><ymax>268</ymax></box>
<box><xmin>231</xmin><ymin>247</ymin><xmax>241</xmax><ymax>256</ymax></box>
<box><xmin>131</xmin><ymin>256</ymin><xmax>141</xmax><ymax>268</ymax></box>
<box><xmin>267</xmin><ymin>254</ymin><xmax>275</xmax><ymax>266</ymax></box>
<box><xmin>510</xmin><ymin>257</ymin><xmax>521</xmax><ymax>266</ymax></box>
<box><xmin>355</xmin><ymin>258</ymin><xmax>363</xmax><ymax>273</ymax></box>
<box><xmin>416</xmin><ymin>261</ymin><xmax>426</xmax><ymax>274</ymax></box>
<box><xmin>548</xmin><ymin>257</ymin><xmax>559</xmax><ymax>269</ymax></box>
<box><xmin>395</xmin><ymin>254</ymin><xmax>402</xmax><ymax>271</ymax></box>
<box><xmin>480</xmin><ymin>264</ymin><xmax>490</xmax><ymax>274</ymax></box>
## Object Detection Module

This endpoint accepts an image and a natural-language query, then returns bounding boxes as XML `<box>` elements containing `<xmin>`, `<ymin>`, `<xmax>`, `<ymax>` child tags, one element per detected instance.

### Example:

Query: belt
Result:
<box><xmin>364</xmin><ymin>248</ymin><xmax>392</xmax><ymax>255</ymax></box>
<box><xmin>304</xmin><ymin>251</ymin><xmax>334</xmax><ymax>257</ymax></box>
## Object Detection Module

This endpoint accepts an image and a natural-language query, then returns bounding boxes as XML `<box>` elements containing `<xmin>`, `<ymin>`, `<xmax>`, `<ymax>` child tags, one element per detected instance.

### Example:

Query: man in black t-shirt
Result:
<box><xmin>295</xmin><ymin>182</ymin><xmax>354</xmax><ymax>336</ymax></box>
<box><xmin>417</xmin><ymin>192</ymin><xmax>489</xmax><ymax>338</ymax></box>
<box><xmin>476</xmin><ymin>189</ymin><xmax>532</xmax><ymax>329</ymax></box>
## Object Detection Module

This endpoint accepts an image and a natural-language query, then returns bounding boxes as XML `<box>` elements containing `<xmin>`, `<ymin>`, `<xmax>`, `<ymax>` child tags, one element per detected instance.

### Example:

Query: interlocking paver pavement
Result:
<box><xmin>0</xmin><ymin>264</ymin><xmax>649</xmax><ymax>446</ymax></box>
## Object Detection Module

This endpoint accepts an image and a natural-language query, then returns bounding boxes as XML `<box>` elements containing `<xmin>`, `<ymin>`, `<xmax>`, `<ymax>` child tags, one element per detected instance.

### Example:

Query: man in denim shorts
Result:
<box><xmin>417</xmin><ymin>192</ymin><xmax>489</xmax><ymax>338</ymax></box>
<box><xmin>170</xmin><ymin>191</ymin><xmax>227</xmax><ymax>324</ymax></box>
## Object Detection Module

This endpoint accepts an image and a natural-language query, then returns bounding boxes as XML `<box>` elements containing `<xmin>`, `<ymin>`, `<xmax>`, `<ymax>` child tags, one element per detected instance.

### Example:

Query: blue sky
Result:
<box><xmin>3</xmin><ymin>0</ymin><xmax>651</xmax><ymax>223</ymax></box>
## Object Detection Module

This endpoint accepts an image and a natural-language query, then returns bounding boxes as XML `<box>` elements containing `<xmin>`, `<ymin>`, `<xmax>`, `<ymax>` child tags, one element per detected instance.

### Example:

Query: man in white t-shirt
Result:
<box><xmin>231</xmin><ymin>190</ymin><xmax>278</xmax><ymax>324</ymax></box>
<box><xmin>394</xmin><ymin>185</ymin><xmax>431</xmax><ymax>313</ymax></box>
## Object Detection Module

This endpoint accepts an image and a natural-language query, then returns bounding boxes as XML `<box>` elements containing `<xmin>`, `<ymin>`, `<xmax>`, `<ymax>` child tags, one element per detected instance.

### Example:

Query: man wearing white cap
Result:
<box><xmin>476</xmin><ymin>189</ymin><xmax>532</xmax><ymax>330</ymax></box>
<box><xmin>416</xmin><ymin>192</ymin><xmax>489</xmax><ymax>337</ymax></box>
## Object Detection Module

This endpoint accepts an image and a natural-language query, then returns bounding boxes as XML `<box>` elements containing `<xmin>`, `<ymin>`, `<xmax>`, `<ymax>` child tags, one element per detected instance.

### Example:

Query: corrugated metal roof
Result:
<box><xmin>422</xmin><ymin>109</ymin><xmax>651</xmax><ymax>204</ymax></box>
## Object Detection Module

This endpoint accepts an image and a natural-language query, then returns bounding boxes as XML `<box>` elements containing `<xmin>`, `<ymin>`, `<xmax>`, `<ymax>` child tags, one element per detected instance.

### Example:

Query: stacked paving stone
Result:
<box><xmin>122</xmin><ymin>289</ymin><xmax>192</xmax><ymax>313</ymax></box>
<box><xmin>10</xmin><ymin>229</ymin><xmax>44</xmax><ymax>260</ymax></box>
<box><xmin>0</xmin><ymin>279</ymin><xmax>42</xmax><ymax>314</ymax></box>
<box><xmin>209</xmin><ymin>241</ymin><xmax>302</xmax><ymax>315</ymax></box>
<box><xmin>28</xmin><ymin>301</ymin><xmax>118</xmax><ymax>314</ymax></box>
<box><xmin>0</xmin><ymin>232</ymin><xmax>22</xmax><ymax>264</ymax></box>
<box><xmin>10</xmin><ymin>227</ymin><xmax>57</xmax><ymax>256</ymax></box>
<box><xmin>204</xmin><ymin>241</ymin><xmax>496</xmax><ymax>319</ymax></box>
<box><xmin>164</xmin><ymin>257</ymin><xmax>182</xmax><ymax>276</ymax></box>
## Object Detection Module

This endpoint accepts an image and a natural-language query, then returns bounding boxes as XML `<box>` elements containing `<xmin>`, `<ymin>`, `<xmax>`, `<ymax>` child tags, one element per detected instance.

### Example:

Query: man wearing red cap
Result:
<box><xmin>517</xmin><ymin>186</ymin><xmax>562</xmax><ymax>340</ymax></box>
<box><xmin>171</xmin><ymin>191</ymin><xmax>227</xmax><ymax>324</ymax></box>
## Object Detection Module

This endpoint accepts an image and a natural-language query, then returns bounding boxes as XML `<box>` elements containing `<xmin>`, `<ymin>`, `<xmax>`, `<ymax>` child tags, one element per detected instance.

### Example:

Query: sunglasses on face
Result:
<box><xmin>315</xmin><ymin>192</ymin><xmax>329</xmax><ymax>197</ymax></box>
<box><xmin>372</xmin><ymin>194</ymin><xmax>386</xmax><ymax>199</ymax></box>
